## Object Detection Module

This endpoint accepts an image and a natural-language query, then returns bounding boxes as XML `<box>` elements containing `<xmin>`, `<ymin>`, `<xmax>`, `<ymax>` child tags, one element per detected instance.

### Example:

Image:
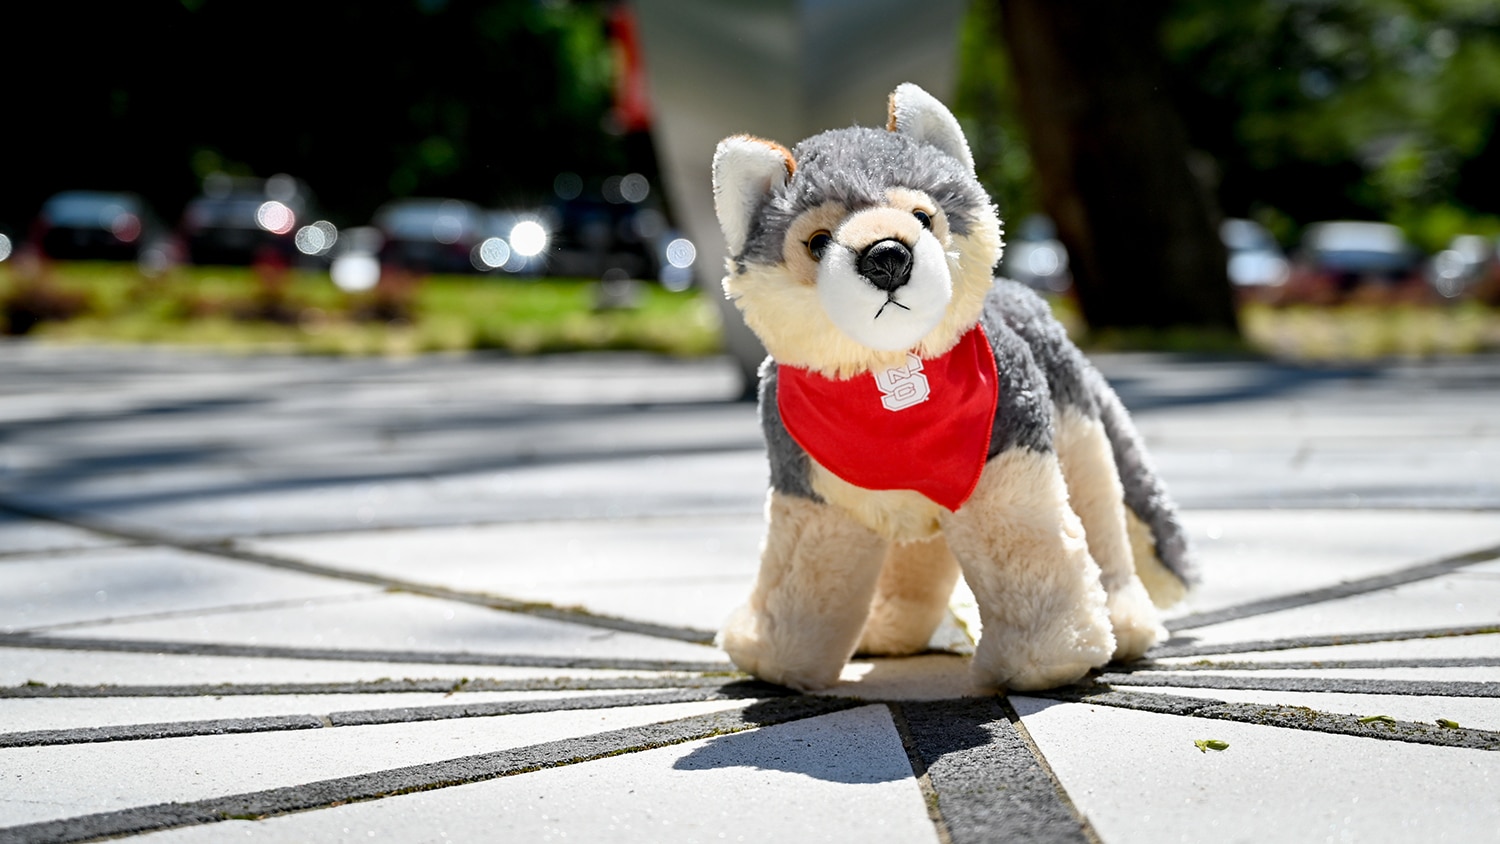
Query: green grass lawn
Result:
<box><xmin>4</xmin><ymin>259</ymin><xmax>1499</xmax><ymax>361</ymax></box>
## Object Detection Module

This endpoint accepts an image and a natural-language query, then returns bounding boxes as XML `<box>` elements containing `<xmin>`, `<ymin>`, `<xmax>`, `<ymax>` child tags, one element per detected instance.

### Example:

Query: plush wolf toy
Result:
<box><xmin>711</xmin><ymin>83</ymin><xmax>1196</xmax><ymax>693</ymax></box>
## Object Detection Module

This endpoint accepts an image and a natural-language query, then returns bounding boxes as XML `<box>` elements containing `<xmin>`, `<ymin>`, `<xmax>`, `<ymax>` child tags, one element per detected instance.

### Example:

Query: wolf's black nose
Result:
<box><xmin>858</xmin><ymin>239</ymin><xmax>913</xmax><ymax>292</ymax></box>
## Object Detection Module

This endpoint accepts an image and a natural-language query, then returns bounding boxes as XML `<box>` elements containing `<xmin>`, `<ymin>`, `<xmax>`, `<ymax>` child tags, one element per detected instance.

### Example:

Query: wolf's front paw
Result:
<box><xmin>978</xmin><ymin>655</ymin><xmax>1103</xmax><ymax>693</ymax></box>
<box><xmin>1107</xmin><ymin>579</ymin><xmax>1167</xmax><ymax>662</ymax></box>
<box><xmin>969</xmin><ymin>606</ymin><xmax>1115</xmax><ymax>693</ymax></box>
<box><xmin>717</xmin><ymin>605</ymin><xmax>842</xmax><ymax>692</ymax></box>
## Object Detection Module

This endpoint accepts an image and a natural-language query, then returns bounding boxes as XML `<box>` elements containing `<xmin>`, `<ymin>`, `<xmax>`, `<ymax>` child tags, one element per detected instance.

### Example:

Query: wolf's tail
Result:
<box><xmin>1092</xmin><ymin>373</ymin><xmax>1197</xmax><ymax>607</ymax></box>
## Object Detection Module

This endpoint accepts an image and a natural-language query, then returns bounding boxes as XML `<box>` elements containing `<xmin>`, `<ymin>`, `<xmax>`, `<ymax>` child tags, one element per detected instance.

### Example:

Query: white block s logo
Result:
<box><xmin>874</xmin><ymin>353</ymin><xmax>931</xmax><ymax>412</ymax></box>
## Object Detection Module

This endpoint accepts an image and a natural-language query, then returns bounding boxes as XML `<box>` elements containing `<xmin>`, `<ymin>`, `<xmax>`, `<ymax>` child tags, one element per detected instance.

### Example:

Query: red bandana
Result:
<box><xmin>776</xmin><ymin>326</ymin><xmax>999</xmax><ymax>511</ymax></box>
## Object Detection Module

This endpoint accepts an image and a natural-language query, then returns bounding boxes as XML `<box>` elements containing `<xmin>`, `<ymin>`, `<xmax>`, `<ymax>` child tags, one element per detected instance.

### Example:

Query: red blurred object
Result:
<box><xmin>609</xmin><ymin>3</ymin><xmax>652</xmax><ymax>134</ymax></box>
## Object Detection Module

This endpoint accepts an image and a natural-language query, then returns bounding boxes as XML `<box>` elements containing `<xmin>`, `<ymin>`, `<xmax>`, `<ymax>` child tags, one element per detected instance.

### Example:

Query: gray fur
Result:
<box><xmin>739</xmin><ymin>127</ymin><xmax>990</xmax><ymax>265</ymax></box>
<box><xmin>983</xmin><ymin>281</ymin><xmax>1100</xmax><ymax>417</ymax></box>
<box><xmin>1095</xmin><ymin>374</ymin><xmax>1199</xmax><ymax>586</ymax></box>
<box><xmin>984</xmin><ymin>281</ymin><xmax>1197</xmax><ymax>586</ymax></box>
<box><xmin>975</xmin><ymin>300</ymin><xmax>1055</xmax><ymax>457</ymax></box>
<box><xmin>758</xmin><ymin>359</ymin><xmax>822</xmax><ymax>503</ymax></box>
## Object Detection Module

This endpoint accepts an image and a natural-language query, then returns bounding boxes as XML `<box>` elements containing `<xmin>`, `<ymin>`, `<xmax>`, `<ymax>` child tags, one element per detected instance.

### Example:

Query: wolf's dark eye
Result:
<box><xmin>913</xmin><ymin>210</ymin><xmax>932</xmax><ymax>230</ymax></box>
<box><xmin>807</xmin><ymin>231</ymin><xmax>833</xmax><ymax>260</ymax></box>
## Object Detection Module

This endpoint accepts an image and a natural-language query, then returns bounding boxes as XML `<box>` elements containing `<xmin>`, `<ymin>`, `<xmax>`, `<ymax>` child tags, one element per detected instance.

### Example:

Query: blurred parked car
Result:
<box><xmin>371</xmin><ymin>198</ymin><xmax>489</xmax><ymax>275</ymax></box>
<box><xmin>1220</xmin><ymin>218</ymin><xmax>1289</xmax><ymax>298</ymax></box>
<box><xmin>180</xmin><ymin>173</ymin><xmax>332</xmax><ymax>267</ymax></box>
<box><xmin>1427</xmin><ymin>234</ymin><xmax>1499</xmax><ymax>300</ymax></box>
<box><xmin>547</xmin><ymin>193</ymin><xmax>665</xmax><ymax>282</ymax></box>
<box><xmin>1284</xmin><ymin>221</ymin><xmax>1426</xmax><ymax>304</ymax></box>
<box><xmin>1001</xmin><ymin>215</ymin><xmax>1070</xmax><ymax>293</ymax></box>
<box><xmin>30</xmin><ymin>190</ymin><xmax>172</xmax><ymax>264</ymax></box>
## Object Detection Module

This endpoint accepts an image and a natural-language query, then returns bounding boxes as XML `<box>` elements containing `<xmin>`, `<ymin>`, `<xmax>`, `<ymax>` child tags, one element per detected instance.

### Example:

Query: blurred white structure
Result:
<box><xmin>632</xmin><ymin>0</ymin><xmax>969</xmax><ymax>390</ymax></box>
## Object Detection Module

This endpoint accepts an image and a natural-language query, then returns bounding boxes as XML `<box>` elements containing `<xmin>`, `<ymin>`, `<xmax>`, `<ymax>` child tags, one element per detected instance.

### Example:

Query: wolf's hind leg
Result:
<box><xmin>1055</xmin><ymin>407</ymin><xmax>1166</xmax><ymax>661</ymax></box>
<box><xmin>857</xmin><ymin>533</ymin><xmax>962</xmax><ymax>656</ymax></box>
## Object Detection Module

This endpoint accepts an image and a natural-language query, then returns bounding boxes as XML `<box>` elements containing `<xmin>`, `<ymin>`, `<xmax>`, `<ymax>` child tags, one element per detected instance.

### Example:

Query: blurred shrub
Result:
<box><xmin>1</xmin><ymin>266</ymin><xmax>89</xmax><ymax>335</ymax></box>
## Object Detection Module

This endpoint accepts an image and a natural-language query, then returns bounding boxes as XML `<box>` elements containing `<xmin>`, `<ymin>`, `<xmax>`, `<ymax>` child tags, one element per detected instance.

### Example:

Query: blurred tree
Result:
<box><xmin>954</xmin><ymin>1</ymin><xmax>1036</xmax><ymax>226</ymax></box>
<box><xmin>9</xmin><ymin>0</ymin><xmax>1497</xmax><ymax>268</ymax></box>
<box><xmin>984</xmin><ymin>0</ymin><xmax>1240</xmax><ymax>335</ymax></box>
<box><xmin>1</xmin><ymin>0</ymin><xmax>638</xmax><ymax>232</ymax></box>
<box><xmin>1164</xmin><ymin>0</ymin><xmax>1500</xmax><ymax>251</ymax></box>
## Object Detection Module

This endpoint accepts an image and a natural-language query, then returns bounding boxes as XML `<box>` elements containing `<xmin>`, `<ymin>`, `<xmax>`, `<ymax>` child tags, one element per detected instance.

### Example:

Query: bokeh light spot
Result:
<box><xmin>510</xmin><ymin>220</ymin><xmax>548</xmax><ymax>257</ymax></box>
<box><xmin>431</xmin><ymin>209</ymin><xmax>464</xmax><ymax>244</ymax></box>
<box><xmin>256</xmin><ymin>200</ymin><xmax>296</xmax><ymax>235</ymax></box>
<box><xmin>475</xmin><ymin>237</ymin><xmax>511</xmax><ymax>269</ymax></box>
<box><xmin>665</xmin><ymin>237</ymin><xmax>696</xmax><ymax>269</ymax></box>
<box><xmin>619</xmin><ymin>172</ymin><xmax>650</xmax><ymax>203</ymax></box>
<box><xmin>296</xmin><ymin>225</ymin><xmax>328</xmax><ymax>255</ymax></box>
<box><xmin>294</xmin><ymin>220</ymin><xmax>339</xmax><ymax>256</ymax></box>
<box><xmin>111</xmin><ymin>213</ymin><xmax>142</xmax><ymax>244</ymax></box>
<box><xmin>331</xmin><ymin>254</ymin><xmax>380</xmax><ymax>292</ymax></box>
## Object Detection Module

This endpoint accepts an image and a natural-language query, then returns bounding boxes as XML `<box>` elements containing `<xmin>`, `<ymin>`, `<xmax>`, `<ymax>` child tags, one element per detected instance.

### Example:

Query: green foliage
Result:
<box><xmin>954</xmin><ymin>0</ymin><xmax>1039</xmax><ymax>223</ymax></box>
<box><xmin>3</xmin><ymin>1</ymin><xmax>637</xmax><ymax>232</ymax></box>
<box><xmin>1162</xmin><ymin>0</ymin><xmax>1500</xmax><ymax>249</ymax></box>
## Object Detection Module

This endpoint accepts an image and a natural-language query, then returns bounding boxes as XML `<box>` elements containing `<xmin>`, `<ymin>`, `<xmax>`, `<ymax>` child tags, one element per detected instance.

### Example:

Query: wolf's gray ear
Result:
<box><xmin>713</xmin><ymin>135</ymin><xmax>793</xmax><ymax>257</ymax></box>
<box><xmin>888</xmin><ymin>82</ymin><xmax>974</xmax><ymax>174</ymax></box>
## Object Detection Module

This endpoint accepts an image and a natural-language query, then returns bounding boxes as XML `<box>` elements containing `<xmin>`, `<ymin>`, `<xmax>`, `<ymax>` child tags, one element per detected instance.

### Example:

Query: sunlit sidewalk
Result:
<box><xmin>1</xmin><ymin>344</ymin><xmax>1497</xmax><ymax>843</ymax></box>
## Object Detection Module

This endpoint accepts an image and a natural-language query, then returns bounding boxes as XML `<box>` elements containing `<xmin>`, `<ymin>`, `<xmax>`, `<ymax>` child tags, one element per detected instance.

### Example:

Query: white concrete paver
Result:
<box><xmin>47</xmin><ymin>591</ymin><xmax>728</xmax><ymax>665</ymax></box>
<box><xmin>0</xmin><ymin>689</ymin><xmax>659</xmax><ymax>734</ymax></box>
<box><xmin>0</xmin><ymin>647</ymin><xmax>692</xmax><ymax>687</ymax></box>
<box><xmin>133</xmin><ymin>704</ymin><xmax>937</xmax><ymax>844</ymax></box>
<box><xmin>244</xmin><ymin>515</ymin><xmax>765</xmax><ymax>632</ymax></box>
<box><xmin>0</xmin><ymin>514</ymin><xmax>117</xmax><ymax>556</ymax></box>
<box><xmin>1137</xmin><ymin>666</ymin><xmax>1500</xmax><ymax>684</ymax></box>
<box><xmin>1175</xmin><ymin>563</ymin><xmax>1500</xmax><ymax>647</ymax></box>
<box><xmin>0</xmin><ymin>699</ymin><xmax>750</xmax><ymax>827</ymax></box>
<box><xmin>0</xmin><ymin>546</ymin><xmax>376</xmax><ymax>634</ymax></box>
<box><xmin>1150</xmin><ymin>633</ymin><xmax>1500</xmax><ymax>665</ymax></box>
<box><xmin>1171</xmin><ymin>510</ymin><xmax>1500</xmax><ymax>619</ymax></box>
<box><xmin>1012</xmin><ymin>697</ymin><xmax>1500</xmax><ymax>844</ymax></box>
<box><xmin>21</xmin><ymin>451</ymin><xmax>771</xmax><ymax>541</ymax></box>
<box><xmin>829</xmin><ymin>654</ymin><xmax>977</xmax><ymax>701</ymax></box>
<box><xmin>1139</xmin><ymin>688</ymin><xmax>1500</xmax><ymax>733</ymax></box>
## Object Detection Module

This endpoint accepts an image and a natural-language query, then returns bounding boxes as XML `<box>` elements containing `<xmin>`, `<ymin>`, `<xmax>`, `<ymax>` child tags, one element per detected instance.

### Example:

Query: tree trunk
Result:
<box><xmin>993</xmin><ymin>0</ymin><xmax>1239</xmax><ymax>334</ymax></box>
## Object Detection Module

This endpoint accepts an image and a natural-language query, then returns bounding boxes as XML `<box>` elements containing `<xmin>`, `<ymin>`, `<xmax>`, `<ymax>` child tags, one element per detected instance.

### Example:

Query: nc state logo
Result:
<box><xmin>874</xmin><ymin>353</ymin><xmax>931</xmax><ymax>411</ymax></box>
